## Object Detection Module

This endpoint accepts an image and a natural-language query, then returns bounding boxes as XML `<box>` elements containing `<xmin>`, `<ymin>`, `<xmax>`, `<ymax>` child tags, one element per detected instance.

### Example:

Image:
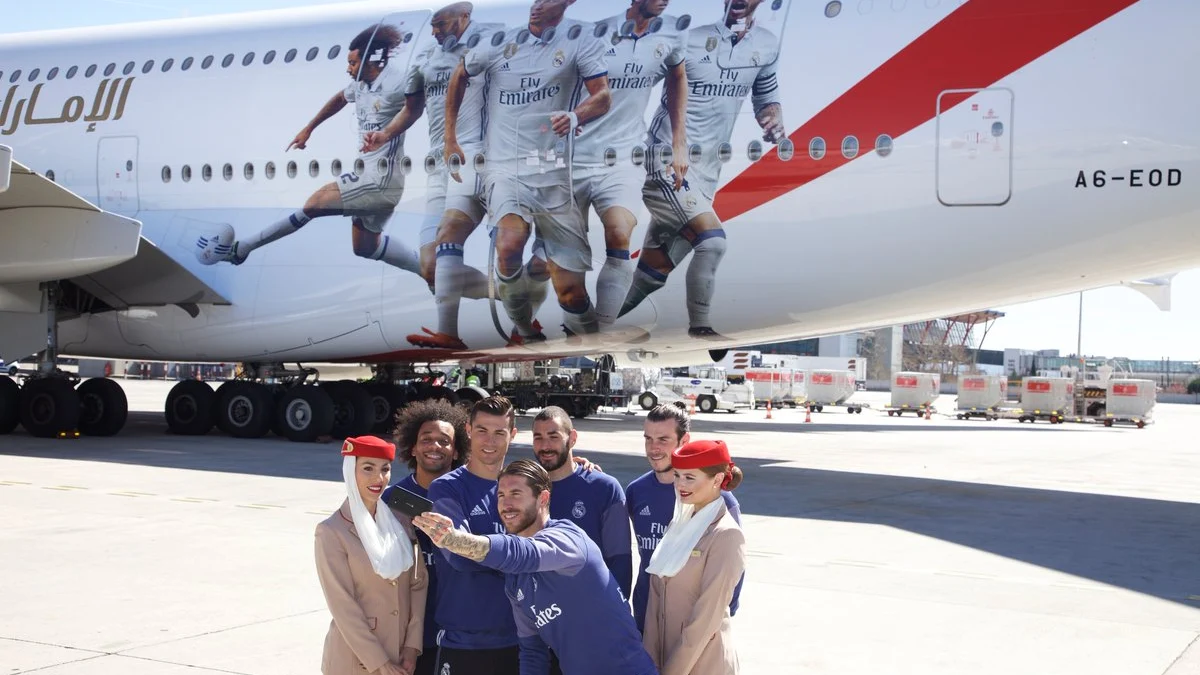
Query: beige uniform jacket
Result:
<box><xmin>643</xmin><ymin>502</ymin><xmax>746</xmax><ymax>675</ymax></box>
<box><xmin>315</xmin><ymin>500</ymin><xmax>428</xmax><ymax>675</ymax></box>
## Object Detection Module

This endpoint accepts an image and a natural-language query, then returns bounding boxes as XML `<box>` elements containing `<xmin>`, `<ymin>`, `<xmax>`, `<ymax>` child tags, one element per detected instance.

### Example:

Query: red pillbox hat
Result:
<box><xmin>341</xmin><ymin>435</ymin><xmax>395</xmax><ymax>462</ymax></box>
<box><xmin>671</xmin><ymin>439</ymin><xmax>732</xmax><ymax>470</ymax></box>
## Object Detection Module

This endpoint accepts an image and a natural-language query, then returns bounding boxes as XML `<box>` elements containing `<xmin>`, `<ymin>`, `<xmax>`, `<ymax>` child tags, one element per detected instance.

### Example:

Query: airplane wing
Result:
<box><xmin>0</xmin><ymin>154</ymin><xmax>229</xmax><ymax>315</ymax></box>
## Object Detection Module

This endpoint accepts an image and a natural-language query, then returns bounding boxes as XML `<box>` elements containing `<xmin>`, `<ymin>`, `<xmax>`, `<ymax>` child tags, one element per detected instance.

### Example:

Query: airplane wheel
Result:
<box><xmin>19</xmin><ymin>378</ymin><xmax>80</xmax><ymax>438</ymax></box>
<box><xmin>277</xmin><ymin>385</ymin><xmax>335</xmax><ymax>443</ymax></box>
<box><xmin>639</xmin><ymin>392</ymin><xmax>657</xmax><ymax>411</ymax></box>
<box><xmin>322</xmin><ymin>380</ymin><xmax>374</xmax><ymax>440</ymax></box>
<box><xmin>165</xmin><ymin>380</ymin><xmax>215</xmax><ymax>435</ymax></box>
<box><xmin>216</xmin><ymin>381</ymin><xmax>273</xmax><ymax>439</ymax></box>
<box><xmin>77</xmin><ymin>378</ymin><xmax>128</xmax><ymax>436</ymax></box>
<box><xmin>363</xmin><ymin>382</ymin><xmax>409</xmax><ymax>436</ymax></box>
<box><xmin>0</xmin><ymin>377</ymin><xmax>21</xmax><ymax>434</ymax></box>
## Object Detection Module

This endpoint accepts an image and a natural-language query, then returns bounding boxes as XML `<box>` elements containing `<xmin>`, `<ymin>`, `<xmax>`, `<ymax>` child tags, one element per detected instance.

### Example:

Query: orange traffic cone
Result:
<box><xmin>804</xmin><ymin>406</ymin><xmax>812</xmax><ymax>423</ymax></box>
<box><xmin>688</xmin><ymin>395</ymin><xmax>696</xmax><ymax>416</ymax></box>
<box><xmin>766</xmin><ymin>400</ymin><xmax>773</xmax><ymax>419</ymax></box>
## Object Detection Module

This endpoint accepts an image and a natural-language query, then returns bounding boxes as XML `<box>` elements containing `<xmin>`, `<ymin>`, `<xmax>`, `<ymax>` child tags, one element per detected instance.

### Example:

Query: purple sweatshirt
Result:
<box><xmin>428</xmin><ymin>466</ymin><xmax>518</xmax><ymax>650</ymax></box>
<box><xmin>482</xmin><ymin>520</ymin><xmax>657</xmax><ymax>675</ymax></box>
<box><xmin>547</xmin><ymin>464</ymin><xmax>633</xmax><ymax>599</ymax></box>
<box><xmin>625</xmin><ymin>470</ymin><xmax>744</xmax><ymax>634</ymax></box>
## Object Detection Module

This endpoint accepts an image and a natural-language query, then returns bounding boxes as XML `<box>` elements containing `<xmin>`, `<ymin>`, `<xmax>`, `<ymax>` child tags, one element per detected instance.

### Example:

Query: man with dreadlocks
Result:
<box><xmin>209</xmin><ymin>23</ymin><xmax>427</xmax><ymax>279</ymax></box>
<box><xmin>382</xmin><ymin>399</ymin><xmax>470</xmax><ymax>675</ymax></box>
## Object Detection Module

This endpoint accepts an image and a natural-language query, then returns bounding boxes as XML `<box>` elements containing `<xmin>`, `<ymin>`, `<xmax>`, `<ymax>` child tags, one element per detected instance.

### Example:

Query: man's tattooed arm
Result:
<box><xmin>440</xmin><ymin>528</ymin><xmax>491</xmax><ymax>562</ymax></box>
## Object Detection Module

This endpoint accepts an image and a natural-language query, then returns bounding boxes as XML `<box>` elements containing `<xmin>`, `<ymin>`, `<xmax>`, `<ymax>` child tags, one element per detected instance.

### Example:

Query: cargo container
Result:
<box><xmin>887</xmin><ymin>372</ymin><xmax>940</xmax><ymax>415</ymax></box>
<box><xmin>955</xmin><ymin>375</ymin><xmax>1008</xmax><ymax>419</ymax></box>
<box><xmin>1102</xmin><ymin>378</ymin><xmax>1155</xmax><ymax>427</ymax></box>
<box><xmin>1016</xmin><ymin>377</ymin><xmax>1074</xmax><ymax>423</ymax></box>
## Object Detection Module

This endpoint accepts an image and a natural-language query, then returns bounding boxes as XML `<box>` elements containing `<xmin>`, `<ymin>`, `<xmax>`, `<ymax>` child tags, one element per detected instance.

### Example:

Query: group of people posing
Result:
<box><xmin>315</xmin><ymin>395</ymin><xmax>746</xmax><ymax>675</ymax></box>
<box><xmin>217</xmin><ymin>0</ymin><xmax>785</xmax><ymax>347</ymax></box>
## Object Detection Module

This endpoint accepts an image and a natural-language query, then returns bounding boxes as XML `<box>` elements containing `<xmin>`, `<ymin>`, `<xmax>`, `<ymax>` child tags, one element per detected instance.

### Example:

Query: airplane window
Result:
<box><xmin>287</xmin><ymin>161</ymin><xmax>298</xmax><ymax>178</ymax></box>
<box><xmin>688</xmin><ymin>144</ymin><xmax>703</xmax><ymax>164</ymax></box>
<box><xmin>631</xmin><ymin>146</ymin><xmax>645</xmax><ymax>167</ymax></box>
<box><xmin>875</xmin><ymin>134</ymin><xmax>893</xmax><ymax>157</ymax></box>
<box><xmin>825</xmin><ymin>1</ymin><xmax>842</xmax><ymax>18</ymax></box>
<box><xmin>47</xmin><ymin>67</ymin><xmax>59</xmax><ymax>80</ymax></box>
<box><xmin>202</xmin><ymin>164</ymin><xmax>213</xmax><ymax>181</ymax></box>
<box><xmin>201</xmin><ymin>56</ymin><xmax>214</xmax><ymax>69</ymax></box>
<box><xmin>717</xmin><ymin>142</ymin><xmax>733</xmax><ymax>163</ymax></box>
<box><xmin>400</xmin><ymin>156</ymin><xmax>413</xmax><ymax>175</ymax></box>
<box><xmin>353</xmin><ymin>158</ymin><xmax>365</xmax><ymax>175</ymax></box>
<box><xmin>142</xmin><ymin>60</ymin><xmax>154</xmax><ymax>74</ymax></box>
<box><xmin>328</xmin><ymin>45</ymin><xmax>341</xmax><ymax>60</ymax></box>
<box><xmin>285</xmin><ymin>49</ymin><xmax>297</xmax><ymax>63</ymax></box>
<box><xmin>331</xmin><ymin>159</ymin><xmax>343</xmax><ymax>176</ymax></box>
<box><xmin>222</xmin><ymin>54</ymin><xmax>234</xmax><ymax>68</ymax></box>
<box><xmin>66</xmin><ymin>66</ymin><xmax>78</xmax><ymax>79</ymax></box>
<box><xmin>242</xmin><ymin>52</ymin><xmax>255</xmax><ymax>67</ymax></box>
<box><xmin>841</xmin><ymin>135</ymin><xmax>859</xmax><ymax>159</ymax></box>
<box><xmin>105</xmin><ymin>63</ymin><xmax>116</xmax><ymax>76</ymax></box>
<box><xmin>377</xmin><ymin>158</ymin><xmax>389</xmax><ymax>174</ymax></box>
<box><xmin>309</xmin><ymin>160</ymin><xmax>320</xmax><ymax>177</ymax></box>
<box><xmin>424</xmin><ymin>155</ymin><xmax>437</xmax><ymax>174</ymax></box>
<box><xmin>181</xmin><ymin>57</ymin><xmax>193</xmax><ymax>71</ymax></box>
<box><xmin>263</xmin><ymin>50</ymin><xmax>276</xmax><ymax>65</ymax></box>
<box><xmin>161</xmin><ymin>58</ymin><xmax>174</xmax><ymax>72</ymax></box>
<box><xmin>747</xmin><ymin>140</ymin><xmax>764</xmax><ymax>162</ymax></box>
<box><xmin>126</xmin><ymin>160</ymin><xmax>133</xmax><ymax>171</ymax></box>
<box><xmin>123</xmin><ymin>61</ymin><xmax>135</xmax><ymax>75</ymax></box>
<box><xmin>490</xmin><ymin>31</ymin><xmax>506</xmax><ymax>47</ymax></box>
<box><xmin>474</xmin><ymin>153</ymin><xmax>486</xmax><ymax>171</ymax></box>
<box><xmin>809</xmin><ymin>137</ymin><xmax>826</xmax><ymax>160</ymax></box>
<box><xmin>28</xmin><ymin>69</ymin><xmax>40</xmax><ymax>82</ymax></box>
<box><xmin>306</xmin><ymin>47</ymin><xmax>319</xmax><ymax>62</ymax></box>
<box><xmin>162</xmin><ymin>166</ymin><xmax>171</xmax><ymax>183</ymax></box>
<box><xmin>244</xmin><ymin>163</ymin><xmax>254</xmax><ymax>180</ymax></box>
<box><xmin>676</xmin><ymin>15</ymin><xmax>691</xmax><ymax>30</ymax></box>
<box><xmin>46</xmin><ymin>170</ymin><xmax>55</xmax><ymax>182</ymax></box>
<box><xmin>222</xmin><ymin>163</ymin><xmax>233</xmax><ymax>181</ymax></box>
<box><xmin>778</xmin><ymin>138</ymin><xmax>795</xmax><ymax>161</ymax></box>
<box><xmin>8</xmin><ymin>71</ymin><xmax>21</xmax><ymax>83</ymax></box>
<box><xmin>265</xmin><ymin>161</ymin><xmax>276</xmax><ymax>179</ymax></box>
<box><xmin>655</xmin><ymin>145</ymin><xmax>673</xmax><ymax>167</ymax></box>
<box><xmin>603</xmin><ymin>148</ymin><xmax>617</xmax><ymax>167</ymax></box>
<box><xmin>182</xmin><ymin>165</ymin><xmax>192</xmax><ymax>182</ymax></box>
<box><xmin>85</xmin><ymin>65</ymin><xmax>97</xmax><ymax>77</ymax></box>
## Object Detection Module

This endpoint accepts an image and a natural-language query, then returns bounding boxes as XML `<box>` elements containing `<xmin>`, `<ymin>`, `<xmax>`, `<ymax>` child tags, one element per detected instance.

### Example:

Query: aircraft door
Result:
<box><xmin>935</xmin><ymin>88</ymin><xmax>1014</xmax><ymax>206</ymax></box>
<box><xmin>97</xmin><ymin>136</ymin><xmax>139</xmax><ymax>216</ymax></box>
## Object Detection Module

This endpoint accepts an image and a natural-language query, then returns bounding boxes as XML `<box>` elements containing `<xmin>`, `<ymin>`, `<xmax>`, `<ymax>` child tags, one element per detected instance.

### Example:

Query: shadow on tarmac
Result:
<box><xmin>2</xmin><ymin>410</ymin><xmax>1196</xmax><ymax>610</ymax></box>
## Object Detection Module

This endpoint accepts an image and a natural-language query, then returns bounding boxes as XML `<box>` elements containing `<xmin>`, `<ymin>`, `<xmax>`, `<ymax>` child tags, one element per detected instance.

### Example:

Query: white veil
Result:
<box><xmin>645</xmin><ymin>492</ymin><xmax>724</xmax><ymax>578</ymax></box>
<box><xmin>343</xmin><ymin>456</ymin><xmax>414</xmax><ymax>580</ymax></box>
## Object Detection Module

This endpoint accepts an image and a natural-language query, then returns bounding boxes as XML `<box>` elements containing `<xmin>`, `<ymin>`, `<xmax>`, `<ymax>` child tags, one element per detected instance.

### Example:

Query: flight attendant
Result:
<box><xmin>643</xmin><ymin>440</ymin><xmax>745</xmax><ymax>675</ymax></box>
<box><xmin>315</xmin><ymin>435</ymin><xmax>428</xmax><ymax>675</ymax></box>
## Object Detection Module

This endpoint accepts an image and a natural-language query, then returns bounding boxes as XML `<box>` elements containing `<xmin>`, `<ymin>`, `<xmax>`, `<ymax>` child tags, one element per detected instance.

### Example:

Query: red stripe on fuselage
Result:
<box><xmin>713</xmin><ymin>0</ymin><xmax>1141</xmax><ymax>221</ymax></box>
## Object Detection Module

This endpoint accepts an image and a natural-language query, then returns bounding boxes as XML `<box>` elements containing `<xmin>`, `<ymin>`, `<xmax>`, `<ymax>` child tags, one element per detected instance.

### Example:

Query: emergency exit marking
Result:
<box><xmin>1074</xmin><ymin>168</ymin><xmax>1181</xmax><ymax>188</ymax></box>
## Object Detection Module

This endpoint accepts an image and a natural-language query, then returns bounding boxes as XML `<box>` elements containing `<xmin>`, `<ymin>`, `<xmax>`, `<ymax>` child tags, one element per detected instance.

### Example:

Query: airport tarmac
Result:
<box><xmin>1</xmin><ymin>380</ymin><xmax>1198</xmax><ymax>675</ymax></box>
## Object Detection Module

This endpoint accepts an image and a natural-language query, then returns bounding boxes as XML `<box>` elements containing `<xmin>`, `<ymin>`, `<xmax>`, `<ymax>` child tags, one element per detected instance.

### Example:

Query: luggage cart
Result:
<box><xmin>884</xmin><ymin>403</ymin><xmax>936</xmax><ymax>417</ymax></box>
<box><xmin>806</xmin><ymin>402</ymin><xmax>870</xmax><ymax>414</ymax></box>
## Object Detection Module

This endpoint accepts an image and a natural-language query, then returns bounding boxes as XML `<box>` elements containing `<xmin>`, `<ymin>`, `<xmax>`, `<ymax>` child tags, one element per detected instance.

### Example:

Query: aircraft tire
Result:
<box><xmin>363</xmin><ymin>382</ymin><xmax>409</xmax><ymax>436</ymax></box>
<box><xmin>0</xmin><ymin>377</ymin><xmax>20</xmax><ymax>434</ymax></box>
<box><xmin>277</xmin><ymin>385</ymin><xmax>335</xmax><ymax>443</ymax></box>
<box><xmin>77</xmin><ymin>378</ymin><xmax>129</xmax><ymax>437</ymax></box>
<box><xmin>217</xmin><ymin>381</ymin><xmax>273</xmax><ymax>439</ymax></box>
<box><xmin>322</xmin><ymin>380</ymin><xmax>375</xmax><ymax>440</ymax></box>
<box><xmin>165</xmin><ymin>380</ymin><xmax>215</xmax><ymax>435</ymax></box>
<box><xmin>19</xmin><ymin>378</ymin><xmax>81</xmax><ymax>438</ymax></box>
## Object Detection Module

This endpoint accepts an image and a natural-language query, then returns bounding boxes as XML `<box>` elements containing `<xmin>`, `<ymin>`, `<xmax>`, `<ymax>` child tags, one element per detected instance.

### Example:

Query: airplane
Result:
<box><xmin>0</xmin><ymin>0</ymin><xmax>1196</xmax><ymax>442</ymax></box>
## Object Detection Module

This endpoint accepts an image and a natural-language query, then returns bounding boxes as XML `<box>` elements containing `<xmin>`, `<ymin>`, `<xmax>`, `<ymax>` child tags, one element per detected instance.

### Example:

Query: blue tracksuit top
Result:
<box><xmin>482</xmin><ymin>519</ymin><xmax>658</xmax><ymax>675</ymax></box>
<box><xmin>383</xmin><ymin>474</ymin><xmax>441</xmax><ymax>650</ymax></box>
<box><xmin>625</xmin><ymin>471</ymin><xmax>744</xmax><ymax>634</ymax></box>
<box><xmin>428</xmin><ymin>466</ymin><xmax>518</xmax><ymax>650</ymax></box>
<box><xmin>547</xmin><ymin>464</ymin><xmax>633</xmax><ymax>599</ymax></box>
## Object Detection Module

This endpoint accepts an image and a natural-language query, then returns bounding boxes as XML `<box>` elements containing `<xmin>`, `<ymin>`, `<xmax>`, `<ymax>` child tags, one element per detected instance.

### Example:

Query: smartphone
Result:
<box><xmin>385</xmin><ymin>485</ymin><xmax>433</xmax><ymax>519</ymax></box>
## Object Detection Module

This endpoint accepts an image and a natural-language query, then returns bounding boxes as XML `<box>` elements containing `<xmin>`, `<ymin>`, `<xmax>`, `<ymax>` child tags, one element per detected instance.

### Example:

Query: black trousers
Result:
<box><xmin>433</xmin><ymin>646</ymin><xmax>520</xmax><ymax>675</ymax></box>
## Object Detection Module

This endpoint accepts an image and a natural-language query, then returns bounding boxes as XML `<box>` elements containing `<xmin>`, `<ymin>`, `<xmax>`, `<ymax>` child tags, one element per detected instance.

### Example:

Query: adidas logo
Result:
<box><xmin>639</xmin><ymin>505</ymin><xmax>651</xmax><ymax>516</ymax></box>
<box><xmin>470</xmin><ymin>505</ymin><xmax>486</xmax><ymax>517</ymax></box>
<box><xmin>700</xmin><ymin>55</ymin><xmax>711</xmax><ymax>63</ymax></box>
<box><xmin>516</xmin><ymin>588</ymin><xmax>524</xmax><ymax>602</ymax></box>
<box><xmin>606</xmin><ymin>48</ymin><xmax>616</xmax><ymax>55</ymax></box>
<box><xmin>500</xmin><ymin>62</ymin><xmax>511</xmax><ymax>71</ymax></box>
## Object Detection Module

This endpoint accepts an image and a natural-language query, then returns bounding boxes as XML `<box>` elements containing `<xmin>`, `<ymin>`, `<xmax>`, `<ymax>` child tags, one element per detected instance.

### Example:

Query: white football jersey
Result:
<box><xmin>463</xmin><ymin>19</ymin><xmax>609</xmax><ymax>169</ymax></box>
<box><xmin>571</xmin><ymin>14</ymin><xmax>684</xmax><ymax>167</ymax></box>
<box><xmin>343</xmin><ymin>61</ymin><xmax>409</xmax><ymax>162</ymax></box>
<box><xmin>646</xmin><ymin>21</ymin><xmax>781</xmax><ymax>193</ymax></box>
<box><xmin>407</xmin><ymin>21</ymin><xmax>504</xmax><ymax>156</ymax></box>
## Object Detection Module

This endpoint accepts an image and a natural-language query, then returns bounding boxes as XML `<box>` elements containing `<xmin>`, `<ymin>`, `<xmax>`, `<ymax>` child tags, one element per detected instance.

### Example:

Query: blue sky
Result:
<box><xmin>6</xmin><ymin>0</ymin><xmax>1199</xmax><ymax>361</ymax></box>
